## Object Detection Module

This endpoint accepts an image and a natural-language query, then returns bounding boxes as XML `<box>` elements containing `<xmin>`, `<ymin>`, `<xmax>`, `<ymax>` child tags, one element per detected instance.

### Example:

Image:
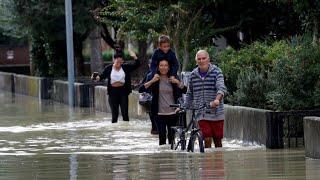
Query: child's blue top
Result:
<box><xmin>149</xmin><ymin>48</ymin><xmax>179</xmax><ymax>78</ymax></box>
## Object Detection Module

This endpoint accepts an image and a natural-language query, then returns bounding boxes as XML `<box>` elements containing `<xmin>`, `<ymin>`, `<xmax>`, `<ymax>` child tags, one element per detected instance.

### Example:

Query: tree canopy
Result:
<box><xmin>1</xmin><ymin>0</ymin><xmax>319</xmax><ymax>75</ymax></box>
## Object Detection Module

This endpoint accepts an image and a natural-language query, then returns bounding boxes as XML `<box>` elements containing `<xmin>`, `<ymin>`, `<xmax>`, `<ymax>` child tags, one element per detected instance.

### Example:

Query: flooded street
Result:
<box><xmin>0</xmin><ymin>91</ymin><xmax>319</xmax><ymax>179</ymax></box>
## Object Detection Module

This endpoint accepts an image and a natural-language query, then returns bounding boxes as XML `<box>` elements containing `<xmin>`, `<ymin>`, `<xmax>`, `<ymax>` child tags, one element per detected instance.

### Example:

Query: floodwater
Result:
<box><xmin>0</xmin><ymin>91</ymin><xmax>319</xmax><ymax>180</ymax></box>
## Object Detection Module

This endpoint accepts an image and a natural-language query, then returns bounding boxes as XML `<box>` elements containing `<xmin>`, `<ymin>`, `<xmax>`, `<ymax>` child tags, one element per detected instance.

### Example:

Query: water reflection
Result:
<box><xmin>69</xmin><ymin>154</ymin><xmax>78</xmax><ymax>180</ymax></box>
<box><xmin>0</xmin><ymin>91</ymin><xmax>320</xmax><ymax>179</ymax></box>
<box><xmin>199</xmin><ymin>152</ymin><xmax>225</xmax><ymax>179</ymax></box>
<box><xmin>306</xmin><ymin>158</ymin><xmax>320</xmax><ymax>180</ymax></box>
<box><xmin>68</xmin><ymin>108</ymin><xmax>78</xmax><ymax>180</ymax></box>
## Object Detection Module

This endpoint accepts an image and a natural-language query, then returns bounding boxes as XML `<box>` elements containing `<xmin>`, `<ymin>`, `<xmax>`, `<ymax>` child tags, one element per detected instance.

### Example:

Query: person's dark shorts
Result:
<box><xmin>198</xmin><ymin>120</ymin><xmax>224</xmax><ymax>139</ymax></box>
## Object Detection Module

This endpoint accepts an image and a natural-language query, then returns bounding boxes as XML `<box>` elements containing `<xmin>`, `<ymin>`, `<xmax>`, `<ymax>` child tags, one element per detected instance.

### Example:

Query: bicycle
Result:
<box><xmin>169</xmin><ymin>103</ymin><xmax>213</xmax><ymax>153</ymax></box>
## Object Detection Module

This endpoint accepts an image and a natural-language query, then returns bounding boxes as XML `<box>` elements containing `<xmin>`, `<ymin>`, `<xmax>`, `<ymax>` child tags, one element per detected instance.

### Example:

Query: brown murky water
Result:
<box><xmin>0</xmin><ymin>91</ymin><xmax>319</xmax><ymax>180</ymax></box>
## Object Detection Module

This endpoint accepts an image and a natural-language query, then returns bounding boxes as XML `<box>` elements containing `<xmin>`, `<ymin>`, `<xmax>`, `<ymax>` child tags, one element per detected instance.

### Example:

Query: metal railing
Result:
<box><xmin>268</xmin><ymin>110</ymin><xmax>320</xmax><ymax>148</ymax></box>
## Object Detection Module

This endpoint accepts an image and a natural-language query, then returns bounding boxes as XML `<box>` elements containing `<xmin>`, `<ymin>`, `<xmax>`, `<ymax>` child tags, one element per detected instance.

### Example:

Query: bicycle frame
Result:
<box><xmin>171</xmin><ymin>111</ymin><xmax>187</xmax><ymax>150</ymax></box>
<box><xmin>170</xmin><ymin>104</ymin><xmax>208</xmax><ymax>153</ymax></box>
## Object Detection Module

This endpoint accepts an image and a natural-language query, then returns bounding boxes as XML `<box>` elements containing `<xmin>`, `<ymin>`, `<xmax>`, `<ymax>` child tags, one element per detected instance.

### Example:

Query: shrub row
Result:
<box><xmin>215</xmin><ymin>35</ymin><xmax>320</xmax><ymax>111</ymax></box>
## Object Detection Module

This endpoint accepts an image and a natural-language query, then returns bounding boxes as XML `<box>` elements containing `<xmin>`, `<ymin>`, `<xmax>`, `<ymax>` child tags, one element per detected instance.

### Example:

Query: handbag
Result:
<box><xmin>139</xmin><ymin>92</ymin><xmax>152</xmax><ymax>106</ymax></box>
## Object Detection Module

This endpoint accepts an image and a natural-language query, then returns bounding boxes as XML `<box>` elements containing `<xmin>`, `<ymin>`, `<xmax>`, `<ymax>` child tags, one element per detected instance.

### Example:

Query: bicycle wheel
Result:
<box><xmin>187</xmin><ymin>131</ymin><xmax>204</xmax><ymax>153</ymax></box>
<box><xmin>171</xmin><ymin>127</ymin><xmax>186</xmax><ymax>151</ymax></box>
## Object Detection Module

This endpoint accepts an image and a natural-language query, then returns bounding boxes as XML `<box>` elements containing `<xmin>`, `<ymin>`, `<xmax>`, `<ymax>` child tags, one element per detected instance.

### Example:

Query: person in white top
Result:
<box><xmin>92</xmin><ymin>50</ymin><xmax>140</xmax><ymax>123</ymax></box>
<box><xmin>110</xmin><ymin>65</ymin><xmax>125</xmax><ymax>85</ymax></box>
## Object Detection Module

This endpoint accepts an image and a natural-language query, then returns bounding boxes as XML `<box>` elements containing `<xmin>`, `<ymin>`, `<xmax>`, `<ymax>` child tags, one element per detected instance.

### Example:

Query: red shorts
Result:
<box><xmin>198</xmin><ymin>120</ymin><xmax>224</xmax><ymax>140</ymax></box>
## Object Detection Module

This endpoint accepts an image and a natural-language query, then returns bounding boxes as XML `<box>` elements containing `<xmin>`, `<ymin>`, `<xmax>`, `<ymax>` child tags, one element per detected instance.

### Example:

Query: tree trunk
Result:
<box><xmin>101</xmin><ymin>24</ymin><xmax>116</xmax><ymax>48</ymax></box>
<box><xmin>74</xmin><ymin>38</ymin><xmax>85</xmax><ymax>76</ymax></box>
<box><xmin>89</xmin><ymin>27</ymin><xmax>104</xmax><ymax>73</ymax></box>
<box><xmin>29</xmin><ymin>37</ymin><xmax>35</xmax><ymax>76</ymax></box>
<box><xmin>312</xmin><ymin>17</ymin><xmax>318</xmax><ymax>45</ymax></box>
<box><xmin>182</xmin><ymin>42</ymin><xmax>190</xmax><ymax>72</ymax></box>
<box><xmin>173</xmin><ymin>42</ymin><xmax>180</xmax><ymax>72</ymax></box>
<box><xmin>171</xmin><ymin>14</ymin><xmax>181</xmax><ymax>74</ymax></box>
<box><xmin>124</xmin><ymin>40</ymin><xmax>148</xmax><ymax>88</ymax></box>
<box><xmin>132</xmin><ymin>40</ymin><xmax>148</xmax><ymax>80</ymax></box>
<box><xmin>51</xmin><ymin>40</ymin><xmax>67</xmax><ymax>77</ymax></box>
<box><xmin>30</xmin><ymin>35</ymin><xmax>49</xmax><ymax>77</ymax></box>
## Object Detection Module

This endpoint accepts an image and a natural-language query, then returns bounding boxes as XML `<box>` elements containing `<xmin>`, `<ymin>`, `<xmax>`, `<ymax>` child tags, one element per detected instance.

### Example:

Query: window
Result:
<box><xmin>6</xmin><ymin>50</ymin><xmax>14</xmax><ymax>60</ymax></box>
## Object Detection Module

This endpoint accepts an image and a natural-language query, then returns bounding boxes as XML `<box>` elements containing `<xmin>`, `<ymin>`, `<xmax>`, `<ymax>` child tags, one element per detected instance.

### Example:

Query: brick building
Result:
<box><xmin>0</xmin><ymin>44</ymin><xmax>30</xmax><ymax>74</ymax></box>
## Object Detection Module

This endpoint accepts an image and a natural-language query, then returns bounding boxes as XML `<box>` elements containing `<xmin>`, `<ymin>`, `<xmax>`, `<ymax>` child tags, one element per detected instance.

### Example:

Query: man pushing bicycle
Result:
<box><xmin>184</xmin><ymin>49</ymin><xmax>227</xmax><ymax>148</ymax></box>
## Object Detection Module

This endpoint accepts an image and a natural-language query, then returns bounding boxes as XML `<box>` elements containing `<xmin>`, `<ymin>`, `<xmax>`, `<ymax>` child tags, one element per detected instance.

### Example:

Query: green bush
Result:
<box><xmin>102</xmin><ymin>51</ymin><xmax>113</xmax><ymax>62</ymax></box>
<box><xmin>267</xmin><ymin>37</ymin><xmax>320</xmax><ymax>111</ymax></box>
<box><xmin>102</xmin><ymin>51</ymin><xmax>133</xmax><ymax>61</ymax></box>
<box><xmin>229</xmin><ymin>68</ymin><xmax>273</xmax><ymax>109</ymax></box>
<box><xmin>84</xmin><ymin>50</ymin><xmax>153</xmax><ymax>62</ymax></box>
<box><xmin>314</xmin><ymin>81</ymin><xmax>320</xmax><ymax>108</ymax></box>
<box><xmin>217</xmin><ymin>41</ymin><xmax>280</xmax><ymax>100</ymax></box>
<box><xmin>214</xmin><ymin>34</ymin><xmax>320</xmax><ymax>111</ymax></box>
<box><xmin>83</xmin><ymin>53</ymin><xmax>90</xmax><ymax>62</ymax></box>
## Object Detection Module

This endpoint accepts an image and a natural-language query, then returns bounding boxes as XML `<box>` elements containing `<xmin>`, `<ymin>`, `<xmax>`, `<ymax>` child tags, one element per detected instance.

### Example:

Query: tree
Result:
<box><xmin>291</xmin><ymin>0</ymin><xmax>320</xmax><ymax>44</ymax></box>
<box><xmin>101</xmin><ymin>0</ymin><xmax>217</xmax><ymax>72</ymax></box>
<box><xmin>1</xmin><ymin>0</ymin><xmax>105</xmax><ymax>77</ymax></box>
<box><xmin>101</xmin><ymin>0</ymin><xmax>166</xmax><ymax>77</ymax></box>
<box><xmin>100</xmin><ymin>0</ymin><xmax>304</xmax><ymax>72</ymax></box>
<box><xmin>88</xmin><ymin>27</ymin><xmax>104</xmax><ymax>73</ymax></box>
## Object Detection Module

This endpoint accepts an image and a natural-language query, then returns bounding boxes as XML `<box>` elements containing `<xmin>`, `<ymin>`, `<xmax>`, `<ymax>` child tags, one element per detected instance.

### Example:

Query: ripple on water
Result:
<box><xmin>0</xmin><ymin>111</ymin><xmax>264</xmax><ymax>155</ymax></box>
<box><xmin>0</xmin><ymin>91</ymin><xmax>315</xmax><ymax>180</ymax></box>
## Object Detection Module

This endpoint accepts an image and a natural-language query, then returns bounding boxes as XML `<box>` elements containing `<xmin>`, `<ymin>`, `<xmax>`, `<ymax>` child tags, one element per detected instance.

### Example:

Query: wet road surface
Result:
<box><xmin>0</xmin><ymin>91</ymin><xmax>319</xmax><ymax>179</ymax></box>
